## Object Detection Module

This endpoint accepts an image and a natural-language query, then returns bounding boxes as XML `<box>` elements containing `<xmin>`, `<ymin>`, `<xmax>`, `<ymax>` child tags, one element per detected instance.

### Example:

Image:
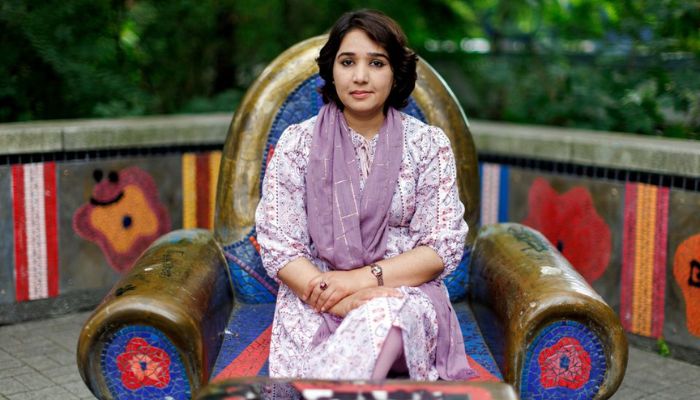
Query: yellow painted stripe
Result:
<box><xmin>182</xmin><ymin>153</ymin><xmax>197</xmax><ymax>229</ymax></box>
<box><xmin>209</xmin><ymin>151</ymin><xmax>222</xmax><ymax>228</ymax></box>
<box><xmin>643</xmin><ymin>185</ymin><xmax>659</xmax><ymax>335</ymax></box>
<box><xmin>634</xmin><ymin>185</ymin><xmax>652</xmax><ymax>334</ymax></box>
<box><xmin>632</xmin><ymin>184</ymin><xmax>657</xmax><ymax>335</ymax></box>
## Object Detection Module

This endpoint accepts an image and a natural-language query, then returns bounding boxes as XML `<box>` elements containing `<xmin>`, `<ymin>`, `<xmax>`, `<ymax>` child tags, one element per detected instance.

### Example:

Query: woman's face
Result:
<box><xmin>332</xmin><ymin>29</ymin><xmax>394</xmax><ymax>120</ymax></box>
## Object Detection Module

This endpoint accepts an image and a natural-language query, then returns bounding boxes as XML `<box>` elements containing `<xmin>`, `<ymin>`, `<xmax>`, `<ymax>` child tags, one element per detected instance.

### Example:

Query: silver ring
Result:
<box><xmin>319</xmin><ymin>281</ymin><xmax>328</xmax><ymax>291</ymax></box>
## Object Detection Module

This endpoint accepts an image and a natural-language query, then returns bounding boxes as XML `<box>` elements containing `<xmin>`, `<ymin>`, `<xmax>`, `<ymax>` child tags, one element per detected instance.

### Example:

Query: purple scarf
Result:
<box><xmin>305</xmin><ymin>103</ymin><xmax>476</xmax><ymax>380</ymax></box>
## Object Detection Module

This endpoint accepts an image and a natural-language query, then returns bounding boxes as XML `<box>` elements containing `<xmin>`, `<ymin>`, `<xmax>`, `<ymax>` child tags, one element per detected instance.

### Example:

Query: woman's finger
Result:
<box><xmin>320</xmin><ymin>289</ymin><xmax>343</xmax><ymax>312</ymax></box>
<box><xmin>312</xmin><ymin>285</ymin><xmax>327</xmax><ymax>310</ymax></box>
<box><xmin>307</xmin><ymin>281</ymin><xmax>326</xmax><ymax>309</ymax></box>
<box><xmin>311</xmin><ymin>280</ymin><xmax>335</xmax><ymax>311</ymax></box>
<box><xmin>305</xmin><ymin>275</ymin><xmax>323</xmax><ymax>301</ymax></box>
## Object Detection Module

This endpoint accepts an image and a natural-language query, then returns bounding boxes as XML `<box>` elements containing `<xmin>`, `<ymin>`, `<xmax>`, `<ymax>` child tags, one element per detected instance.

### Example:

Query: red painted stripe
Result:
<box><xmin>620</xmin><ymin>182</ymin><xmax>637</xmax><ymax>331</ymax></box>
<box><xmin>11</xmin><ymin>165</ymin><xmax>29</xmax><ymax>302</ymax></box>
<box><xmin>213</xmin><ymin>325</ymin><xmax>272</xmax><ymax>381</ymax></box>
<box><xmin>195</xmin><ymin>153</ymin><xmax>211</xmax><ymax>229</ymax></box>
<box><xmin>651</xmin><ymin>186</ymin><xmax>669</xmax><ymax>338</ymax></box>
<box><xmin>43</xmin><ymin>162</ymin><xmax>59</xmax><ymax>297</ymax></box>
<box><xmin>249</xmin><ymin>236</ymin><xmax>261</xmax><ymax>253</ymax></box>
<box><xmin>266</xmin><ymin>145</ymin><xmax>275</xmax><ymax>168</ymax></box>
<box><xmin>466</xmin><ymin>355</ymin><xmax>501</xmax><ymax>382</ymax></box>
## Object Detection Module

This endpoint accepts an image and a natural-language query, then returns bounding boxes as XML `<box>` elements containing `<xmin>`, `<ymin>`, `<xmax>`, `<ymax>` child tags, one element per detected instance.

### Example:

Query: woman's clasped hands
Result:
<box><xmin>304</xmin><ymin>270</ymin><xmax>402</xmax><ymax>316</ymax></box>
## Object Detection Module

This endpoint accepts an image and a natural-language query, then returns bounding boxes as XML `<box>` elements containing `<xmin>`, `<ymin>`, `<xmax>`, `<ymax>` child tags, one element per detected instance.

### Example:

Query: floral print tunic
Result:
<box><xmin>255</xmin><ymin>112</ymin><xmax>468</xmax><ymax>382</ymax></box>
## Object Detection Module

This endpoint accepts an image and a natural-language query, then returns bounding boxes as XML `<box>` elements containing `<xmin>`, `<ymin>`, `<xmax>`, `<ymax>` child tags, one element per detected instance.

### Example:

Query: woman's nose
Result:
<box><xmin>353</xmin><ymin>65</ymin><xmax>368</xmax><ymax>83</ymax></box>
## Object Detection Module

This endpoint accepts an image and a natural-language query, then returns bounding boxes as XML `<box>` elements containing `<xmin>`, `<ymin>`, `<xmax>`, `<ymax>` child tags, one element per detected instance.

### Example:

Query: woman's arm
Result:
<box><xmin>306</xmin><ymin>246</ymin><xmax>443</xmax><ymax>312</ymax></box>
<box><xmin>276</xmin><ymin>258</ymin><xmax>322</xmax><ymax>300</ymax></box>
<box><xmin>256</xmin><ymin>123</ymin><xmax>318</xmax><ymax>290</ymax></box>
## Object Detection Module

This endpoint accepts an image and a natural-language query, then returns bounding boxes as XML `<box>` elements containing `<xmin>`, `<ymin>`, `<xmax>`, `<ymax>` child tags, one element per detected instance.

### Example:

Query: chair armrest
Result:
<box><xmin>77</xmin><ymin>229</ymin><xmax>233</xmax><ymax>399</ymax></box>
<box><xmin>470</xmin><ymin>223</ymin><xmax>627</xmax><ymax>399</ymax></box>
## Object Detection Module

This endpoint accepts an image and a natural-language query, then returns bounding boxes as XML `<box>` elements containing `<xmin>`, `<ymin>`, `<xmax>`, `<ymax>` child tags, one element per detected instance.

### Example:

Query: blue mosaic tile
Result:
<box><xmin>212</xmin><ymin>303</ymin><xmax>276</xmax><ymax>377</ymax></box>
<box><xmin>454</xmin><ymin>302</ymin><xmax>502</xmax><ymax>380</ymax></box>
<box><xmin>471</xmin><ymin>302</ymin><xmax>506</xmax><ymax>373</ymax></box>
<box><xmin>101</xmin><ymin>325</ymin><xmax>190</xmax><ymax>399</ymax></box>
<box><xmin>520</xmin><ymin>320</ymin><xmax>606</xmax><ymax>400</ymax></box>
<box><xmin>444</xmin><ymin>247</ymin><xmax>470</xmax><ymax>301</ymax></box>
<box><xmin>224</xmin><ymin>228</ymin><xmax>277</xmax><ymax>304</ymax></box>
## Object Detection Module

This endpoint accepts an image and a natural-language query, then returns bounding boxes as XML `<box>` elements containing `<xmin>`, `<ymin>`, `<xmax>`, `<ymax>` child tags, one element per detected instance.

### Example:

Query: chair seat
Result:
<box><xmin>210</xmin><ymin>301</ymin><xmax>503</xmax><ymax>382</ymax></box>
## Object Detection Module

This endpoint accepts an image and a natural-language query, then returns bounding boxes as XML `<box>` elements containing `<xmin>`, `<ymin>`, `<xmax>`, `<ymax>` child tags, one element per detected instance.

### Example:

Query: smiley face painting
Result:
<box><xmin>73</xmin><ymin>167</ymin><xmax>171</xmax><ymax>272</ymax></box>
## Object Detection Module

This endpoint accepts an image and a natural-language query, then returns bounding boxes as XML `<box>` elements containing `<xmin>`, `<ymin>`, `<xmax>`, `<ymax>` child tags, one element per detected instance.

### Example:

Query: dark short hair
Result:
<box><xmin>316</xmin><ymin>9</ymin><xmax>418</xmax><ymax>112</ymax></box>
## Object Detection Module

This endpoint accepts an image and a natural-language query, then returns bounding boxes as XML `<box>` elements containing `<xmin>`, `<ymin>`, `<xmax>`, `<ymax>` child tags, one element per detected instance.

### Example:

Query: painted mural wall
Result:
<box><xmin>480</xmin><ymin>161</ymin><xmax>700</xmax><ymax>355</ymax></box>
<box><xmin>2</xmin><ymin>147</ymin><xmax>699</xmax><ymax>357</ymax></box>
<box><xmin>0</xmin><ymin>151</ymin><xmax>221</xmax><ymax>310</ymax></box>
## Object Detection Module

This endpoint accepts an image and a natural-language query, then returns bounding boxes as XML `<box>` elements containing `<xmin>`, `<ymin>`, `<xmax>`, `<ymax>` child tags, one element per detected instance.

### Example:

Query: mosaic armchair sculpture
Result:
<box><xmin>77</xmin><ymin>36</ymin><xmax>627</xmax><ymax>399</ymax></box>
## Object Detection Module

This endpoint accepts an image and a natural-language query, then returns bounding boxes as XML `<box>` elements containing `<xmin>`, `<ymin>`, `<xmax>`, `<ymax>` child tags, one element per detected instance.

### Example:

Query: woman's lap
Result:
<box><xmin>303</xmin><ymin>287</ymin><xmax>439</xmax><ymax>380</ymax></box>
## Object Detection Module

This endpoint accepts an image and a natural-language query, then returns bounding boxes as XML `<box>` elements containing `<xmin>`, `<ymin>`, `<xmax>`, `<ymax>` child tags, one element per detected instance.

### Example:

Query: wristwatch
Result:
<box><xmin>370</xmin><ymin>263</ymin><xmax>384</xmax><ymax>286</ymax></box>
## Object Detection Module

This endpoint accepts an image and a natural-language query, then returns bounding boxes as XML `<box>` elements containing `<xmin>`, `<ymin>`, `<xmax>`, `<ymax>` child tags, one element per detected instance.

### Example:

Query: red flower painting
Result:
<box><xmin>117</xmin><ymin>337</ymin><xmax>171</xmax><ymax>390</ymax></box>
<box><xmin>538</xmin><ymin>337</ymin><xmax>591</xmax><ymax>390</ymax></box>
<box><xmin>522</xmin><ymin>178</ymin><xmax>611</xmax><ymax>283</ymax></box>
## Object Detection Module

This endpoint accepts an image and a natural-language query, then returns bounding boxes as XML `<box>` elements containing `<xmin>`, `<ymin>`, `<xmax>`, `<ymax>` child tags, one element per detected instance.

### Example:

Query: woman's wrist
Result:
<box><xmin>357</xmin><ymin>264</ymin><xmax>382</xmax><ymax>288</ymax></box>
<box><xmin>348</xmin><ymin>266</ymin><xmax>375</xmax><ymax>290</ymax></box>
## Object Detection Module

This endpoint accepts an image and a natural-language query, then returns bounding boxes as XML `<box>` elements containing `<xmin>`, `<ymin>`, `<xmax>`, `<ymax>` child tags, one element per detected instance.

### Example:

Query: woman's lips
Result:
<box><xmin>350</xmin><ymin>90</ymin><xmax>371</xmax><ymax>99</ymax></box>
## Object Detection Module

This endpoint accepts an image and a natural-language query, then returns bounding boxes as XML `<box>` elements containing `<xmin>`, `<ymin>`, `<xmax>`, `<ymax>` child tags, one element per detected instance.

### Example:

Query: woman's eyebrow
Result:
<box><xmin>336</xmin><ymin>51</ymin><xmax>389</xmax><ymax>59</ymax></box>
<box><xmin>367</xmin><ymin>52</ymin><xmax>389</xmax><ymax>59</ymax></box>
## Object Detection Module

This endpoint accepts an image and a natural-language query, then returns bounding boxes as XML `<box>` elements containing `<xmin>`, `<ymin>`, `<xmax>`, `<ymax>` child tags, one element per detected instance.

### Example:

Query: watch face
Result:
<box><xmin>371</xmin><ymin>265</ymin><xmax>382</xmax><ymax>276</ymax></box>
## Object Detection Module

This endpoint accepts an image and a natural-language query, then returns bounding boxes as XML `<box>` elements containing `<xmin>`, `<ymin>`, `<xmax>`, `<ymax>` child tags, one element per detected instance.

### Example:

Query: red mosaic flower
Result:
<box><xmin>538</xmin><ymin>337</ymin><xmax>591</xmax><ymax>390</ymax></box>
<box><xmin>117</xmin><ymin>337</ymin><xmax>171</xmax><ymax>390</ymax></box>
<box><xmin>522</xmin><ymin>178</ymin><xmax>611</xmax><ymax>283</ymax></box>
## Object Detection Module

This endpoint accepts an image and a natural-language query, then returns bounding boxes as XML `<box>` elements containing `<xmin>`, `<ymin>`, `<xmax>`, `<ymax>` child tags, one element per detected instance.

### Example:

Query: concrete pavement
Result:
<box><xmin>1</xmin><ymin>312</ymin><xmax>699</xmax><ymax>399</ymax></box>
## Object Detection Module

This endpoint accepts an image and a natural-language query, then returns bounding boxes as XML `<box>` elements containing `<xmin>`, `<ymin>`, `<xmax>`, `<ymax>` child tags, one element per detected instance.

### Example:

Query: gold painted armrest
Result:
<box><xmin>470</xmin><ymin>223</ymin><xmax>627</xmax><ymax>398</ymax></box>
<box><xmin>77</xmin><ymin>229</ymin><xmax>234</xmax><ymax>398</ymax></box>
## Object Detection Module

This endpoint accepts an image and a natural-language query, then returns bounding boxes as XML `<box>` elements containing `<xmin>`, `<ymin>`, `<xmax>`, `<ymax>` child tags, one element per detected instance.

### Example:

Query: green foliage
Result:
<box><xmin>1</xmin><ymin>0</ymin><xmax>698</xmax><ymax>138</ymax></box>
<box><xmin>657</xmin><ymin>337</ymin><xmax>671</xmax><ymax>357</ymax></box>
<box><xmin>423</xmin><ymin>0</ymin><xmax>700</xmax><ymax>138</ymax></box>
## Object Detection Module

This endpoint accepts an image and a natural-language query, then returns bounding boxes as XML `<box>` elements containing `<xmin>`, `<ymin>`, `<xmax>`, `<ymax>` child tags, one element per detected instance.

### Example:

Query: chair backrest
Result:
<box><xmin>214</xmin><ymin>35</ymin><xmax>479</xmax><ymax>303</ymax></box>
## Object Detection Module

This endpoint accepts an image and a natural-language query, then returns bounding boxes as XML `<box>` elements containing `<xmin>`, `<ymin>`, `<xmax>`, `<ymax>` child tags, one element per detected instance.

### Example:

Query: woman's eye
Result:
<box><xmin>370</xmin><ymin>60</ymin><xmax>385</xmax><ymax>67</ymax></box>
<box><xmin>340</xmin><ymin>59</ymin><xmax>353</xmax><ymax>66</ymax></box>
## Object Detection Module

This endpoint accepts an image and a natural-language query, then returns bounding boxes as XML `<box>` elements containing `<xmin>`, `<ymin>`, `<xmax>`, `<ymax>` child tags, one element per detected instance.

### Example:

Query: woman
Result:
<box><xmin>255</xmin><ymin>9</ymin><xmax>476</xmax><ymax>382</ymax></box>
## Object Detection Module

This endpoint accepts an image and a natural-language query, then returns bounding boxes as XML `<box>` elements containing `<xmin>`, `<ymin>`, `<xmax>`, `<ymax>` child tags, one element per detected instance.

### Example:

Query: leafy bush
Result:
<box><xmin>1</xmin><ymin>0</ymin><xmax>698</xmax><ymax>138</ymax></box>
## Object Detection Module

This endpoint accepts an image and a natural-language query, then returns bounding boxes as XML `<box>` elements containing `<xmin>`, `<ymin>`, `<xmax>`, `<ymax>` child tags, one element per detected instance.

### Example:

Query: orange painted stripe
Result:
<box><xmin>632</xmin><ymin>184</ymin><xmax>657</xmax><ymax>335</ymax></box>
<box><xmin>183</xmin><ymin>151</ymin><xmax>221</xmax><ymax>230</ymax></box>
<box><xmin>213</xmin><ymin>325</ymin><xmax>272</xmax><ymax>381</ymax></box>
<box><xmin>622</xmin><ymin>182</ymin><xmax>669</xmax><ymax>338</ymax></box>
<box><xmin>208</xmin><ymin>151</ymin><xmax>221</xmax><ymax>228</ymax></box>
<box><xmin>249</xmin><ymin>236</ymin><xmax>261</xmax><ymax>253</ymax></box>
<box><xmin>182</xmin><ymin>154</ymin><xmax>197</xmax><ymax>229</ymax></box>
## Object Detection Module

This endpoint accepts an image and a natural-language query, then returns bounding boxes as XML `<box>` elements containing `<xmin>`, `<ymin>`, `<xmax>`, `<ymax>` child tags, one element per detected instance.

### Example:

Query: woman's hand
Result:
<box><xmin>328</xmin><ymin>287</ymin><xmax>403</xmax><ymax>317</ymax></box>
<box><xmin>305</xmin><ymin>269</ymin><xmax>372</xmax><ymax>312</ymax></box>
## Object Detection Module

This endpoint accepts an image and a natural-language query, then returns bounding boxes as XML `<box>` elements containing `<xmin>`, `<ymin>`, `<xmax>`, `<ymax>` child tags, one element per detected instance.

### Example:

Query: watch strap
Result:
<box><xmin>370</xmin><ymin>263</ymin><xmax>384</xmax><ymax>286</ymax></box>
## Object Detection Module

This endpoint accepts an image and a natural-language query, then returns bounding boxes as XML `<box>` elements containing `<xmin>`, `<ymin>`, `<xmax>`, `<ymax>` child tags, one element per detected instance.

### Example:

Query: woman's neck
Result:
<box><xmin>343</xmin><ymin>109</ymin><xmax>385</xmax><ymax>140</ymax></box>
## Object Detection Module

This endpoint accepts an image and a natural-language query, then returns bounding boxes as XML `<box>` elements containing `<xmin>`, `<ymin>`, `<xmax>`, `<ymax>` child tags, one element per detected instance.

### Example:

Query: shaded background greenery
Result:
<box><xmin>1</xmin><ymin>0</ymin><xmax>698</xmax><ymax>138</ymax></box>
